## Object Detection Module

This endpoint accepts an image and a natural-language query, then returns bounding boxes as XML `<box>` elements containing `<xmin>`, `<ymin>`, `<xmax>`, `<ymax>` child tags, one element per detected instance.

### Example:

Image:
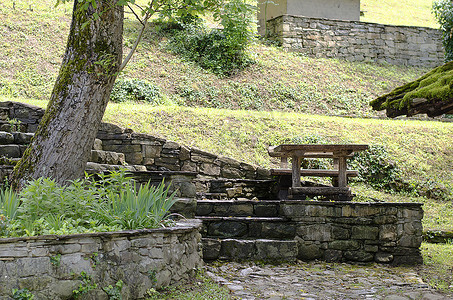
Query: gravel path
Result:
<box><xmin>206</xmin><ymin>261</ymin><xmax>452</xmax><ymax>300</ymax></box>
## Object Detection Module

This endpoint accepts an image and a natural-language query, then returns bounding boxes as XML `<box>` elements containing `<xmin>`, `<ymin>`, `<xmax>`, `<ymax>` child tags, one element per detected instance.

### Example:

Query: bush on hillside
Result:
<box><xmin>110</xmin><ymin>79</ymin><xmax>165</xmax><ymax>104</ymax></box>
<box><xmin>165</xmin><ymin>0</ymin><xmax>256</xmax><ymax>76</ymax></box>
<box><xmin>433</xmin><ymin>0</ymin><xmax>453</xmax><ymax>62</ymax></box>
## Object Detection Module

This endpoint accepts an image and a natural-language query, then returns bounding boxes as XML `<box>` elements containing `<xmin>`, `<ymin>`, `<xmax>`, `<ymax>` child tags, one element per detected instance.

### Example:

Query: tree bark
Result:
<box><xmin>11</xmin><ymin>0</ymin><xmax>124</xmax><ymax>188</ymax></box>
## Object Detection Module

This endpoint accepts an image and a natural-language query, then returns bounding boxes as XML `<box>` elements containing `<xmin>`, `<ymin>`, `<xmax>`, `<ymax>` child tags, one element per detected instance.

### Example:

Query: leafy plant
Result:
<box><xmin>0</xmin><ymin>186</ymin><xmax>20</xmax><ymax>220</ymax></box>
<box><xmin>73</xmin><ymin>271</ymin><xmax>97</xmax><ymax>299</ymax></box>
<box><xmin>110</xmin><ymin>79</ymin><xmax>165</xmax><ymax>104</ymax></box>
<box><xmin>11</xmin><ymin>289</ymin><xmax>34</xmax><ymax>300</ymax></box>
<box><xmin>349</xmin><ymin>145</ymin><xmax>405</xmax><ymax>191</ymax></box>
<box><xmin>166</xmin><ymin>0</ymin><xmax>256</xmax><ymax>76</ymax></box>
<box><xmin>433</xmin><ymin>0</ymin><xmax>453</xmax><ymax>61</ymax></box>
<box><xmin>102</xmin><ymin>280</ymin><xmax>123</xmax><ymax>300</ymax></box>
<box><xmin>50</xmin><ymin>254</ymin><xmax>61</xmax><ymax>267</ymax></box>
<box><xmin>1</xmin><ymin>170</ymin><xmax>178</xmax><ymax>238</ymax></box>
<box><xmin>94</xmin><ymin>180</ymin><xmax>177</xmax><ymax>230</ymax></box>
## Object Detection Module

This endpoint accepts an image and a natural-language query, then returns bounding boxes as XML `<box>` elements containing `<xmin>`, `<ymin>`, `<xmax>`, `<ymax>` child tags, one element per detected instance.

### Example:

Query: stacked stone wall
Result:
<box><xmin>0</xmin><ymin>220</ymin><xmax>202</xmax><ymax>299</ymax></box>
<box><xmin>282</xmin><ymin>201</ymin><xmax>423</xmax><ymax>264</ymax></box>
<box><xmin>267</xmin><ymin>15</ymin><xmax>444</xmax><ymax>68</ymax></box>
<box><xmin>0</xmin><ymin>101</ymin><xmax>269</xmax><ymax>180</ymax></box>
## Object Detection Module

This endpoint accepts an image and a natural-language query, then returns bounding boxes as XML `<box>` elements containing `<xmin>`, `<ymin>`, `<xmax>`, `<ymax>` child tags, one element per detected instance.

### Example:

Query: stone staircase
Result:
<box><xmin>196</xmin><ymin>199</ymin><xmax>299</xmax><ymax>262</ymax></box>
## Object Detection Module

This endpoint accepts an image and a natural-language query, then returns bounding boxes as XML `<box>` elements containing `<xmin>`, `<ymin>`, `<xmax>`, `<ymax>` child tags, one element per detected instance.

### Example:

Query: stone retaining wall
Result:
<box><xmin>0</xmin><ymin>220</ymin><xmax>202</xmax><ymax>300</ymax></box>
<box><xmin>267</xmin><ymin>15</ymin><xmax>444</xmax><ymax>68</ymax></box>
<box><xmin>282</xmin><ymin>201</ymin><xmax>423</xmax><ymax>264</ymax></box>
<box><xmin>0</xmin><ymin>101</ymin><xmax>269</xmax><ymax>180</ymax></box>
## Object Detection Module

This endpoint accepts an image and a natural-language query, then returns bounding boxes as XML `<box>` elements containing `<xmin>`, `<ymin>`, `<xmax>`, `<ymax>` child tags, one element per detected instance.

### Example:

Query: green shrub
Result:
<box><xmin>110</xmin><ymin>79</ymin><xmax>165</xmax><ymax>104</ymax></box>
<box><xmin>1</xmin><ymin>170</ymin><xmax>177</xmax><ymax>237</ymax></box>
<box><xmin>349</xmin><ymin>145</ymin><xmax>406</xmax><ymax>191</ymax></box>
<box><xmin>433</xmin><ymin>0</ymin><xmax>453</xmax><ymax>62</ymax></box>
<box><xmin>166</xmin><ymin>0</ymin><xmax>255</xmax><ymax>76</ymax></box>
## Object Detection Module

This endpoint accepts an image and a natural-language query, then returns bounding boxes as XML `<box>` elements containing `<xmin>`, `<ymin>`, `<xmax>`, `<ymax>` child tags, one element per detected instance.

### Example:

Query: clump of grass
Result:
<box><xmin>419</xmin><ymin>242</ymin><xmax>453</xmax><ymax>293</ymax></box>
<box><xmin>145</xmin><ymin>269</ymin><xmax>230</xmax><ymax>300</ymax></box>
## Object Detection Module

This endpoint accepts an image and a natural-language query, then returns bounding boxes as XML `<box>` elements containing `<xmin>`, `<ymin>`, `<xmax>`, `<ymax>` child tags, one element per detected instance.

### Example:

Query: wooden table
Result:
<box><xmin>269</xmin><ymin>144</ymin><xmax>369</xmax><ymax>199</ymax></box>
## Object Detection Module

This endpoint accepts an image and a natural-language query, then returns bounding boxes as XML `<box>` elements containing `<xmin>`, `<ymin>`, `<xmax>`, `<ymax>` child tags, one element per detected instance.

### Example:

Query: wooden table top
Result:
<box><xmin>269</xmin><ymin>144</ymin><xmax>369</xmax><ymax>157</ymax></box>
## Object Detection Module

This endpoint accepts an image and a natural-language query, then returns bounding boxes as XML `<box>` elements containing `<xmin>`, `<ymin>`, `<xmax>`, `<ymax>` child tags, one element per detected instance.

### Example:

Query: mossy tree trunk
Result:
<box><xmin>11</xmin><ymin>0</ymin><xmax>123</xmax><ymax>188</ymax></box>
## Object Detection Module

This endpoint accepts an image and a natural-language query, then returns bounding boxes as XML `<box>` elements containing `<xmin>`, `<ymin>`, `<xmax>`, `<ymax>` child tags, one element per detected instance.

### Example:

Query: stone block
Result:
<box><xmin>200</xmin><ymin>162</ymin><xmax>220</xmax><ymax>176</ymax></box>
<box><xmin>220</xmin><ymin>239</ymin><xmax>255</xmax><ymax>260</ymax></box>
<box><xmin>324</xmin><ymin>249</ymin><xmax>342</xmax><ymax>262</ymax></box>
<box><xmin>254</xmin><ymin>204</ymin><xmax>278</xmax><ymax>217</ymax></box>
<box><xmin>191</xmin><ymin>149</ymin><xmax>217</xmax><ymax>163</ymax></box>
<box><xmin>221</xmin><ymin>167</ymin><xmax>244</xmax><ymax>179</ymax></box>
<box><xmin>261</xmin><ymin>222</ymin><xmax>296</xmax><ymax>239</ymax></box>
<box><xmin>297</xmin><ymin>240</ymin><xmax>322</xmax><ymax>260</ymax></box>
<box><xmin>342</xmin><ymin>205</ymin><xmax>379</xmax><ymax>217</ymax></box>
<box><xmin>375</xmin><ymin>252</ymin><xmax>393</xmax><ymax>263</ymax></box>
<box><xmin>144</xmin><ymin>145</ymin><xmax>162</xmax><ymax>158</ymax></box>
<box><xmin>170</xmin><ymin>198</ymin><xmax>196</xmax><ymax>218</ymax></box>
<box><xmin>344</xmin><ymin>250</ymin><xmax>374</xmax><ymax>262</ymax></box>
<box><xmin>179</xmin><ymin>146</ymin><xmax>190</xmax><ymax>161</ymax></box>
<box><xmin>398</xmin><ymin>235</ymin><xmax>423</xmax><ymax>248</ymax></box>
<box><xmin>13</xmin><ymin>132</ymin><xmax>33</xmax><ymax>144</ymax></box>
<box><xmin>328</xmin><ymin>240</ymin><xmax>360</xmax><ymax>251</ymax></box>
<box><xmin>181</xmin><ymin>161</ymin><xmax>197</xmax><ymax>172</ymax></box>
<box><xmin>380</xmin><ymin>224</ymin><xmax>397</xmax><ymax>241</ymax></box>
<box><xmin>373</xmin><ymin>215</ymin><xmax>397</xmax><ymax>225</ymax></box>
<box><xmin>298</xmin><ymin>224</ymin><xmax>331</xmax><ymax>242</ymax></box>
<box><xmin>202</xmin><ymin>238</ymin><xmax>221</xmax><ymax>260</ymax></box>
<box><xmin>0</xmin><ymin>145</ymin><xmax>20</xmax><ymax>158</ymax></box>
<box><xmin>229</xmin><ymin>203</ymin><xmax>253</xmax><ymax>215</ymax></box>
<box><xmin>351</xmin><ymin>226</ymin><xmax>379</xmax><ymax>240</ymax></box>
<box><xmin>332</xmin><ymin>226</ymin><xmax>350</xmax><ymax>240</ymax></box>
<box><xmin>255</xmin><ymin>239</ymin><xmax>297</xmax><ymax>261</ymax></box>
<box><xmin>208</xmin><ymin>221</ymin><xmax>248</xmax><ymax>238</ymax></box>
<box><xmin>196</xmin><ymin>202</ymin><xmax>213</xmax><ymax>216</ymax></box>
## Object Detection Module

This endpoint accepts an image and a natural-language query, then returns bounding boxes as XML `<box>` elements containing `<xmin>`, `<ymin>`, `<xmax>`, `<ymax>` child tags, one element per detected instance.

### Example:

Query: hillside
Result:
<box><xmin>0</xmin><ymin>0</ymin><xmax>431</xmax><ymax>117</ymax></box>
<box><xmin>361</xmin><ymin>0</ymin><xmax>438</xmax><ymax>28</ymax></box>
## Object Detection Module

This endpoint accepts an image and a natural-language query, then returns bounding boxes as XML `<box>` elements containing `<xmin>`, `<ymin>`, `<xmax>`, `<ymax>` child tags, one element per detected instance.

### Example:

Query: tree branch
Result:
<box><xmin>119</xmin><ymin>1</ymin><xmax>155</xmax><ymax>72</ymax></box>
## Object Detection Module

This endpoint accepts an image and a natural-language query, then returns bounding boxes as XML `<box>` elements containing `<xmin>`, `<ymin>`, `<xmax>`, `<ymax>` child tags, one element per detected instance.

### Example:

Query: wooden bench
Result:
<box><xmin>270</xmin><ymin>169</ymin><xmax>359</xmax><ymax>178</ymax></box>
<box><xmin>268</xmin><ymin>144</ymin><xmax>368</xmax><ymax>200</ymax></box>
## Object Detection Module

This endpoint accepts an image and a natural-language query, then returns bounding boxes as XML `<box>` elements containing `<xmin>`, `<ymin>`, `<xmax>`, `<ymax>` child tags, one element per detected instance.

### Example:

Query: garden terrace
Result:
<box><xmin>0</xmin><ymin>101</ymin><xmax>425</xmax><ymax>266</ymax></box>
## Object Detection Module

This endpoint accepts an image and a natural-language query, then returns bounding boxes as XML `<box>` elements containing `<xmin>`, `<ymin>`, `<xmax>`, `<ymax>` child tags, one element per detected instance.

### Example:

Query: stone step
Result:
<box><xmin>86</xmin><ymin>162</ymin><xmax>147</xmax><ymax>172</ymax></box>
<box><xmin>202</xmin><ymin>238</ymin><xmax>298</xmax><ymax>262</ymax></box>
<box><xmin>90</xmin><ymin>149</ymin><xmax>126</xmax><ymax>165</ymax></box>
<box><xmin>196</xmin><ymin>178</ymin><xmax>278</xmax><ymax>200</ymax></box>
<box><xmin>196</xmin><ymin>199</ymin><xmax>281</xmax><ymax>217</ymax></box>
<box><xmin>198</xmin><ymin>216</ymin><xmax>296</xmax><ymax>239</ymax></box>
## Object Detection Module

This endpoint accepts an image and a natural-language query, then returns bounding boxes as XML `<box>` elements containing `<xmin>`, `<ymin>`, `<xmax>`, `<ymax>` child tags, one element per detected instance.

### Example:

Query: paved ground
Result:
<box><xmin>206</xmin><ymin>261</ymin><xmax>452</xmax><ymax>300</ymax></box>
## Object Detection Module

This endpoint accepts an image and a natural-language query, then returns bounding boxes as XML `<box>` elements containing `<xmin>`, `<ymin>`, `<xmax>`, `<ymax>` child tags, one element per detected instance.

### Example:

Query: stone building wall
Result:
<box><xmin>266</xmin><ymin>15</ymin><xmax>444</xmax><ymax>68</ymax></box>
<box><xmin>0</xmin><ymin>220</ymin><xmax>202</xmax><ymax>300</ymax></box>
<box><xmin>0</xmin><ymin>101</ymin><xmax>269</xmax><ymax>180</ymax></box>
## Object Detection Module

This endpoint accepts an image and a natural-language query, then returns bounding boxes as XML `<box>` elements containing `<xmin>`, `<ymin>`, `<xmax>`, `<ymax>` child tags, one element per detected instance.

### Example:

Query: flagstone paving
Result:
<box><xmin>206</xmin><ymin>261</ymin><xmax>452</xmax><ymax>300</ymax></box>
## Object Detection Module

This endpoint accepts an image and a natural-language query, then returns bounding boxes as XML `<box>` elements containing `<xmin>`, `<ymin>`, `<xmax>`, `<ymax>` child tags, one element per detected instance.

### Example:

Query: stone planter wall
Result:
<box><xmin>0</xmin><ymin>101</ymin><xmax>269</xmax><ymax>180</ymax></box>
<box><xmin>267</xmin><ymin>15</ymin><xmax>444</xmax><ymax>68</ymax></box>
<box><xmin>282</xmin><ymin>201</ymin><xmax>423</xmax><ymax>265</ymax></box>
<box><xmin>0</xmin><ymin>220</ymin><xmax>202</xmax><ymax>300</ymax></box>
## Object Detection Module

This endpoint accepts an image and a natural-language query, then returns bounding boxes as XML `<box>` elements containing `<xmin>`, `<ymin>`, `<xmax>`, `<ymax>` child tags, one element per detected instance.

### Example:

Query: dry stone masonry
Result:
<box><xmin>0</xmin><ymin>101</ymin><xmax>424</xmax><ymax>267</ymax></box>
<box><xmin>0</xmin><ymin>220</ymin><xmax>202</xmax><ymax>300</ymax></box>
<box><xmin>266</xmin><ymin>15</ymin><xmax>444</xmax><ymax>68</ymax></box>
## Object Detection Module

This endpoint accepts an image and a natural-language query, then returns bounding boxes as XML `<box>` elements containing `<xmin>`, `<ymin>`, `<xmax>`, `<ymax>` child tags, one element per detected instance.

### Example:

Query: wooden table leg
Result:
<box><xmin>337</xmin><ymin>156</ymin><xmax>347</xmax><ymax>187</ymax></box>
<box><xmin>292</xmin><ymin>155</ymin><xmax>302</xmax><ymax>188</ymax></box>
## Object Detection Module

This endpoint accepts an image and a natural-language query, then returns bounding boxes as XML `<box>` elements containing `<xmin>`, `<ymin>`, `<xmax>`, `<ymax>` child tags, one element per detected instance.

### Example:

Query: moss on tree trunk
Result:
<box><xmin>11</xmin><ymin>0</ymin><xmax>124</xmax><ymax>188</ymax></box>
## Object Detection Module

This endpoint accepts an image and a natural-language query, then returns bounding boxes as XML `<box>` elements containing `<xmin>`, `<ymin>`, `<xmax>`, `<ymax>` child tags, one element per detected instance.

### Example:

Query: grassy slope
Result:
<box><xmin>361</xmin><ymin>0</ymin><xmax>438</xmax><ymax>28</ymax></box>
<box><xmin>0</xmin><ymin>0</ymin><xmax>430</xmax><ymax>117</ymax></box>
<box><xmin>11</xmin><ymin>98</ymin><xmax>453</xmax><ymax>232</ymax></box>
